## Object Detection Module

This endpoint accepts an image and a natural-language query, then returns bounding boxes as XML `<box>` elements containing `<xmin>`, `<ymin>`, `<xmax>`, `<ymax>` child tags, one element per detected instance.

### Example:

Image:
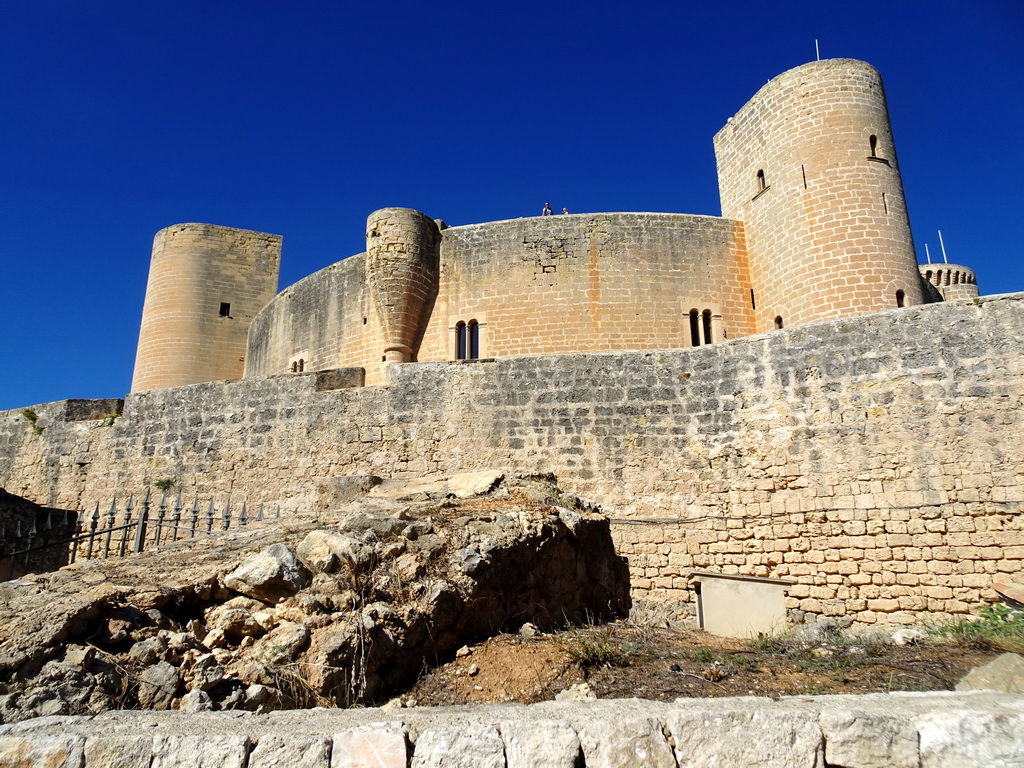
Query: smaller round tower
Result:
<box><xmin>365</xmin><ymin>208</ymin><xmax>441</xmax><ymax>364</ymax></box>
<box><xmin>132</xmin><ymin>223</ymin><xmax>282</xmax><ymax>392</ymax></box>
<box><xmin>918</xmin><ymin>264</ymin><xmax>979</xmax><ymax>301</ymax></box>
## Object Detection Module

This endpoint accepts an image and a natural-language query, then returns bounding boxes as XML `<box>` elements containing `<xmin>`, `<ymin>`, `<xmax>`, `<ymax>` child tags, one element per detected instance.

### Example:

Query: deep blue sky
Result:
<box><xmin>2</xmin><ymin>1</ymin><xmax>1021</xmax><ymax>411</ymax></box>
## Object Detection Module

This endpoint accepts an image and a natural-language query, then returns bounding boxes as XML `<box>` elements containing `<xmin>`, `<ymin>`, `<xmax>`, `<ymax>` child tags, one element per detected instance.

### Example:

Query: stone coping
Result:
<box><xmin>2</xmin><ymin>692</ymin><xmax>1023</xmax><ymax>768</ymax></box>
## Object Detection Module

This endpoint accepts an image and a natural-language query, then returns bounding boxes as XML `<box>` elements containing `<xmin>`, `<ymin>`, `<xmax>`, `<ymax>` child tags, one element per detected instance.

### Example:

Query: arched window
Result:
<box><xmin>468</xmin><ymin>320</ymin><xmax>480</xmax><ymax>359</ymax></box>
<box><xmin>774</xmin><ymin>316</ymin><xmax>784</xmax><ymax>330</ymax></box>
<box><xmin>689</xmin><ymin>310</ymin><xmax>701</xmax><ymax>347</ymax></box>
<box><xmin>756</xmin><ymin>169</ymin><xmax>766</xmax><ymax>191</ymax></box>
<box><xmin>896</xmin><ymin>290</ymin><xmax>905</xmax><ymax>308</ymax></box>
<box><xmin>869</xmin><ymin>135</ymin><xmax>879</xmax><ymax>158</ymax></box>
<box><xmin>925</xmin><ymin>269</ymin><xmax>933</xmax><ymax>282</ymax></box>
<box><xmin>689</xmin><ymin>309</ymin><xmax>720</xmax><ymax>346</ymax></box>
<box><xmin>456</xmin><ymin>322</ymin><xmax>467</xmax><ymax>360</ymax></box>
<box><xmin>455</xmin><ymin>321</ymin><xmax>480</xmax><ymax>360</ymax></box>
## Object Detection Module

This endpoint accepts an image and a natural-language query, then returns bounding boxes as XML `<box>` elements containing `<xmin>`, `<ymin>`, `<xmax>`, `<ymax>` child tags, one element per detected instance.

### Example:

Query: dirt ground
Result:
<box><xmin>402</xmin><ymin>623</ymin><xmax>999</xmax><ymax>706</ymax></box>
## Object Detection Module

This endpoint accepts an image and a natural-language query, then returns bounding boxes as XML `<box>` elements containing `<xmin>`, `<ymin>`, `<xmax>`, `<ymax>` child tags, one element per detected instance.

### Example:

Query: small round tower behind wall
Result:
<box><xmin>365</xmin><ymin>208</ymin><xmax>441</xmax><ymax>363</ymax></box>
<box><xmin>714</xmin><ymin>59</ymin><xmax>924</xmax><ymax>331</ymax></box>
<box><xmin>131</xmin><ymin>223</ymin><xmax>282</xmax><ymax>392</ymax></box>
<box><xmin>919</xmin><ymin>264</ymin><xmax>979</xmax><ymax>301</ymax></box>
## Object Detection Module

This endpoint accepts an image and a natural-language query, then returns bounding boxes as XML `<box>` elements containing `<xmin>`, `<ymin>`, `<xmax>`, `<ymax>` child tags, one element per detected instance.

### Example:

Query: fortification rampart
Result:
<box><xmin>245</xmin><ymin>213</ymin><xmax>752</xmax><ymax>383</ymax></box>
<box><xmin>3</xmin><ymin>295</ymin><xmax>1023</xmax><ymax>624</ymax></box>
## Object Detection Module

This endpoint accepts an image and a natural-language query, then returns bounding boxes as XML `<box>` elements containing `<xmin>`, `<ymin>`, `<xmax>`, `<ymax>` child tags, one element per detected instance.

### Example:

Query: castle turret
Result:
<box><xmin>714</xmin><ymin>59</ymin><xmax>924</xmax><ymax>331</ymax></box>
<box><xmin>919</xmin><ymin>263</ymin><xmax>979</xmax><ymax>301</ymax></box>
<box><xmin>131</xmin><ymin>223</ymin><xmax>281</xmax><ymax>392</ymax></box>
<box><xmin>365</xmin><ymin>208</ymin><xmax>441</xmax><ymax>364</ymax></box>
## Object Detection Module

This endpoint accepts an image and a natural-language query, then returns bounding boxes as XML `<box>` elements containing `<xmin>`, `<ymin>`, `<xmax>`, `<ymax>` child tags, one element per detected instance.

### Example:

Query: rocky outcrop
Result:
<box><xmin>0</xmin><ymin>473</ymin><xmax>629</xmax><ymax>723</ymax></box>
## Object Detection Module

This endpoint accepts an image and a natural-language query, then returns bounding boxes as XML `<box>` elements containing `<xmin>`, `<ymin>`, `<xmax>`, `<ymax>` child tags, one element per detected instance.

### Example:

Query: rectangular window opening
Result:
<box><xmin>219</xmin><ymin>302</ymin><xmax>231</xmax><ymax>317</ymax></box>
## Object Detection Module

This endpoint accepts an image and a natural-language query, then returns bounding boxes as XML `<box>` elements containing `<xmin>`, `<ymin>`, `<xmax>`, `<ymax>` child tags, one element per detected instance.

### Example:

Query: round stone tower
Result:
<box><xmin>714</xmin><ymin>59</ymin><xmax>925</xmax><ymax>332</ymax></box>
<box><xmin>365</xmin><ymin>208</ymin><xmax>441</xmax><ymax>364</ymax></box>
<box><xmin>919</xmin><ymin>263</ymin><xmax>979</xmax><ymax>301</ymax></box>
<box><xmin>131</xmin><ymin>223</ymin><xmax>282</xmax><ymax>392</ymax></box>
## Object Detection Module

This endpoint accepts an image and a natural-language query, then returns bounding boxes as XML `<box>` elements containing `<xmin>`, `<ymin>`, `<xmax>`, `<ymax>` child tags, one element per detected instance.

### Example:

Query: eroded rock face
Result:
<box><xmin>0</xmin><ymin>474</ymin><xmax>629</xmax><ymax>722</ymax></box>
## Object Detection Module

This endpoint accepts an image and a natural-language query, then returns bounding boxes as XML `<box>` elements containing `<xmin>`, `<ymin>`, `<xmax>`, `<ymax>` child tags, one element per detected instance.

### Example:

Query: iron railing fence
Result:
<box><xmin>0</xmin><ymin>491</ymin><xmax>282</xmax><ymax>582</ymax></box>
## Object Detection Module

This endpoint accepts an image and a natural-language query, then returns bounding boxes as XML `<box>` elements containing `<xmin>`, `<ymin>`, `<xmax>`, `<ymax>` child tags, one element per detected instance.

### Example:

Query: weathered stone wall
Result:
<box><xmin>2</xmin><ymin>693</ymin><xmax>1023</xmax><ymax>768</ymax></box>
<box><xmin>715</xmin><ymin>59</ymin><xmax>925</xmax><ymax>331</ymax></box>
<box><xmin>133</xmin><ymin>224</ymin><xmax>282</xmax><ymax>392</ymax></box>
<box><xmin>245</xmin><ymin>213</ymin><xmax>752</xmax><ymax>384</ymax></box>
<box><xmin>3</xmin><ymin>295</ymin><xmax>1023</xmax><ymax>623</ymax></box>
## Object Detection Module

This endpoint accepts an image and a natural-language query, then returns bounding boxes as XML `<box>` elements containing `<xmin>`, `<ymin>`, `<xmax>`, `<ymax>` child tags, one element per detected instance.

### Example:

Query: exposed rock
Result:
<box><xmin>0</xmin><ymin>473</ymin><xmax>628</xmax><ymax>721</ymax></box>
<box><xmin>891</xmin><ymin>627</ymin><xmax>928</xmax><ymax>646</ymax></box>
<box><xmin>248</xmin><ymin>621</ymin><xmax>309</xmax><ymax>666</ymax></box>
<box><xmin>955</xmin><ymin>652</ymin><xmax>1024</xmax><ymax>693</ymax></box>
<box><xmin>446</xmin><ymin>470</ymin><xmax>504</xmax><ymax>499</ymax></box>
<box><xmin>296</xmin><ymin>531</ymin><xmax>376</xmax><ymax>575</ymax></box>
<box><xmin>178</xmin><ymin>689</ymin><xmax>212</xmax><ymax>712</ymax></box>
<box><xmin>555</xmin><ymin>682</ymin><xmax>595</xmax><ymax>701</ymax></box>
<box><xmin>224</xmin><ymin>544</ymin><xmax>311</xmax><ymax>603</ymax></box>
<box><xmin>137</xmin><ymin>662</ymin><xmax>180</xmax><ymax>710</ymax></box>
<box><xmin>187</xmin><ymin>653</ymin><xmax>224</xmax><ymax>692</ymax></box>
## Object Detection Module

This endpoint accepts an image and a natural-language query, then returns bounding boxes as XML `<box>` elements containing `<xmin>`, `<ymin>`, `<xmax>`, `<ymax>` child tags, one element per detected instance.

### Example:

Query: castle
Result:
<box><xmin>130</xmin><ymin>59</ymin><xmax>979</xmax><ymax>393</ymax></box>
<box><xmin>4</xmin><ymin>58</ymin><xmax>1018</xmax><ymax>628</ymax></box>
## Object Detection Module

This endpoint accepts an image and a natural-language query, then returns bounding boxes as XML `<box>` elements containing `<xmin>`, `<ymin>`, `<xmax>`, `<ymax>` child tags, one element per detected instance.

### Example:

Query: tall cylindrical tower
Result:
<box><xmin>131</xmin><ymin>223</ymin><xmax>282</xmax><ymax>391</ymax></box>
<box><xmin>714</xmin><ymin>59</ymin><xmax>924</xmax><ymax>331</ymax></box>
<box><xmin>365</xmin><ymin>208</ymin><xmax>441</xmax><ymax>364</ymax></box>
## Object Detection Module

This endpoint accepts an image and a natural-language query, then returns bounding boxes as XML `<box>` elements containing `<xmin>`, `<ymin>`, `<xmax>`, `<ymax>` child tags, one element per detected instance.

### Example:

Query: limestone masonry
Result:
<box><xmin>133</xmin><ymin>58</ymin><xmax>980</xmax><ymax>390</ymax></box>
<box><xmin>3</xmin><ymin>58</ymin><xmax>1018</xmax><ymax>625</ymax></box>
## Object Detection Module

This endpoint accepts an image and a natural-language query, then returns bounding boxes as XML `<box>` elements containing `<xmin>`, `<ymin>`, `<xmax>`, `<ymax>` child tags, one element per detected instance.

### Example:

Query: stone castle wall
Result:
<box><xmin>4</xmin><ymin>295</ymin><xmax>1023</xmax><ymax>624</ymax></box>
<box><xmin>246</xmin><ymin>213</ymin><xmax>753</xmax><ymax>383</ymax></box>
<box><xmin>715</xmin><ymin>59</ymin><xmax>925</xmax><ymax>331</ymax></box>
<box><xmin>133</xmin><ymin>224</ymin><xmax>282</xmax><ymax>392</ymax></box>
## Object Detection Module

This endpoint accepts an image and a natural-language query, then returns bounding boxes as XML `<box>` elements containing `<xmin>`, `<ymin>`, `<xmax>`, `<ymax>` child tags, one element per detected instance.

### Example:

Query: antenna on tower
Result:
<box><xmin>938</xmin><ymin>230</ymin><xmax>949</xmax><ymax>263</ymax></box>
<box><xmin>925</xmin><ymin>244</ymin><xmax>932</xmax><ymax>264</ymax></box>
<box><xmin>815</xmin><ymin>39</ymin><xmax>820</xmax><ymax>61</ymax></box>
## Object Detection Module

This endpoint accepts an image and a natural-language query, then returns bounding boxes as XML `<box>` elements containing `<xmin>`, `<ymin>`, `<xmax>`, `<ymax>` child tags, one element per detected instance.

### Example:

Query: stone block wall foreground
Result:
<box><xmin>1</xmin><ymin>693</ymin><xmax>1023</xmax><ymax>768</ymax></box>
<box><xmin>3</xmin><ymin>294</ymin><xmax>1022</xmax><ymax>625</ymax></box>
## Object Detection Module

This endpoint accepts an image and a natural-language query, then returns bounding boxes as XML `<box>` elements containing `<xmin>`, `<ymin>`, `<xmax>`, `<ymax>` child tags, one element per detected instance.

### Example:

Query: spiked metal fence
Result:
<box><xmin>0</xmin><ymin>491</ymin><xmax>281</xmax><ymax>582</ymax></box>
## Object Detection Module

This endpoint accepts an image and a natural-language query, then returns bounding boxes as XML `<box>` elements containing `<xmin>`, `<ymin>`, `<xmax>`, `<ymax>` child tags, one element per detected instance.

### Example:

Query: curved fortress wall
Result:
<box><xmin>132</xmin><ymin>224</ymin><xmax>281</xmax><ymax>392</ymax></box>
<box><xmin>714</xmin><ymin>59</ymin><xmax>925</xmax><ymax>331</ymax></box>
<box><xmin>246</xmin><ymin>213</ymin><xmax>753</xmax><ymax>382</ymax></box>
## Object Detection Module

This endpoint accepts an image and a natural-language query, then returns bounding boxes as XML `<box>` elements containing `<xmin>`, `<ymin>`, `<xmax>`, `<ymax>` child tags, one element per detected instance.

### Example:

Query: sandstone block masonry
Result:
<box><xmin>3</xmin><ymin>295</ymin><xmax>1023</xmax><ymax>624</ymax></box>
<box><xmin>1</xmin><ymin>693</ymin><xmax>1022</xmax><ymax>768</ymax></box>
<box><xmin>132</xmin><ymin>224</ymin><xmax>281</xmax><ymax>392</ymax></box>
